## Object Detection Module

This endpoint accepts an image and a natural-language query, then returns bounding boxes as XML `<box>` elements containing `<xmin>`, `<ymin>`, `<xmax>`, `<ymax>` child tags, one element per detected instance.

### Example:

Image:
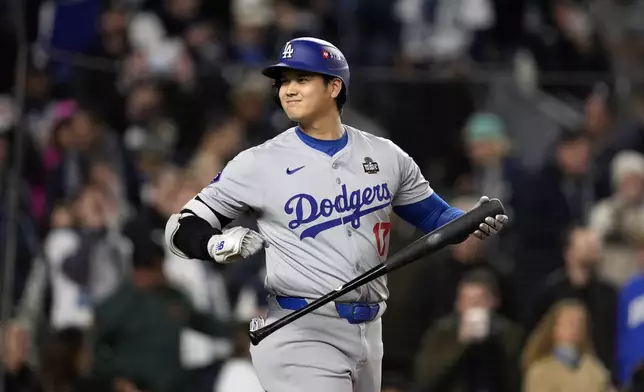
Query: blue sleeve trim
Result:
<box><xmin>393</xmin><ymin>193</ymin><xmax>464</xmax><ymax>233</ymax></box>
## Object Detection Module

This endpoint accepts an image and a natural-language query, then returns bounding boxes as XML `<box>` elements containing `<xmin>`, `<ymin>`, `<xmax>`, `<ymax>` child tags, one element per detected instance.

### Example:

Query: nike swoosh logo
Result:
<box><xmin>286</xmin><ymin>166</ymin><xmax>305</xmax><ymax>175</ymax></box>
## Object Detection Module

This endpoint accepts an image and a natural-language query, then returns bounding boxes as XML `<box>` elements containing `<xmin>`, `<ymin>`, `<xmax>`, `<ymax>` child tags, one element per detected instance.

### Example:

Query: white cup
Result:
<box><xmin>463</xmin><ymin>307</ymin><xmax>490</xmax><ymax>339</ymax></box>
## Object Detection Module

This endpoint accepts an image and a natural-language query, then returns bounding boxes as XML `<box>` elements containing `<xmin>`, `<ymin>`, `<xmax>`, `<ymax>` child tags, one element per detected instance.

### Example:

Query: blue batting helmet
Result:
<box><xmin>262</xmin><ymin>37</ymin><xmax>350</xmax><ymax>96</ymax></box>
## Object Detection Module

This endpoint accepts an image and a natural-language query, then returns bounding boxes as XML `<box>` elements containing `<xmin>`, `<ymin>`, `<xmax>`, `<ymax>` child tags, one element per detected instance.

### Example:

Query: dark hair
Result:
<box><xmin>129</xmin><ymin>231</ymin><xmax>165</xmax><ymax>269</ymax></box>
<box><xmin>459</xmin><ymin>269</ymin><xmax>500</xmax><ymax>299</ymax></box>
<box><xmin>561</xmin><ymin>224</ymin><xmax>587</xmax><ymax>253</ymax></box>
<box><xmin>557</xmin><ymin>127</ymin><xmax>588</xmax><ymax>146</ymax></box>
<box><xmin>589</xmin><ymin>82</ymin><xmax>617</xmax><ymax>115</ymax></box>
<box><xmin>50</xmin><ymin>117</ymin><xmax>73</xmax><ymax>149</ymax></box>
<box><xmin>40</xmin><ymin>328</ymin><xmax>86</xmax><ymax>392</ymax></box>
<box><xmin>322</xmin><ymin>74</ymin><xmax>347</xmax><ymax>111</ymax></box>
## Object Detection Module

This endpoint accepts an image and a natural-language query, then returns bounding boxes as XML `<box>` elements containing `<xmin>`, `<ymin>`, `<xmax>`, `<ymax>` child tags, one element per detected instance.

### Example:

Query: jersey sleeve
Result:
<box><xmin>195</xmin><ymin>149</ymin><xmax>263</xmax><ymax>221</ymax></box>
<box><xmin>392</xmin><ymin>143</ymin><xmax>433</xmax><ymax>207</ymax></box>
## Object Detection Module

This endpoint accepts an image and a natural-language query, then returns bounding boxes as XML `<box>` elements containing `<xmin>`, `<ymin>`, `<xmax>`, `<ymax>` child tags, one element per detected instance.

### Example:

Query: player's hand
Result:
<box><xmin>207</xmin><ymin>226</ymin><xmax>268</xmax><ymax>264</ymax></box>
<box><xmin>471</xmin><ymin>196</ymin><xmax>508</xmax><ymax>240</ymax></box>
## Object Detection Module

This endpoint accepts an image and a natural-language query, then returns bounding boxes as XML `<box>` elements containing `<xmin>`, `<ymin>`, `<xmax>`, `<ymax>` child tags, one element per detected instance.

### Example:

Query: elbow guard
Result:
<box><xmin>165</xmin><ymin>211</ymin><xmax>222</xmax><ymax>261</ymax></box>
<box><xmin>165</xmin><ymin>213</ymin><xmax>190</xmax><ymax>259</ymax></box>
<box><xmin>165</xmin><ymin>196</ymin><xmax>230</xmax><ymax>260</ymax></box>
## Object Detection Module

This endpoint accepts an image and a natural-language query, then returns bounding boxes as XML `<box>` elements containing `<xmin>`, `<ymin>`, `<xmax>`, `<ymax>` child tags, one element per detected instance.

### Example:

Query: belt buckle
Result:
<box><xmin>350</xmin><ymin>303</ymin><xmax>378</xmax><ymax>324</ymax></box>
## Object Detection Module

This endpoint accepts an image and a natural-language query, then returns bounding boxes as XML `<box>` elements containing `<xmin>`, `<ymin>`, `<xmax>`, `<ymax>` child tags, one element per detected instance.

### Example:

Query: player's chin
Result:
<box><xmin>283</xmin><ymin>108</ymin><xmax>306</xmax><ymax>122</ymax></box>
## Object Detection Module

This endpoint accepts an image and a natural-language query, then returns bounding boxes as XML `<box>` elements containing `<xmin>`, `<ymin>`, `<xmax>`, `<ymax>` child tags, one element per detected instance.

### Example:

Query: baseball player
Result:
<box><xmin>164</xmin><ymin>37</ymin><xmax>508</xmax><ymax>392</ymax></box>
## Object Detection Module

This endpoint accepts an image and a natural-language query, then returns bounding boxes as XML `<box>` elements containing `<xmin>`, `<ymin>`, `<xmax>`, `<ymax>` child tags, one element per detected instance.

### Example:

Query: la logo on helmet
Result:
<box><xmin>282</xmin><ymin>43</ymin><xmax>294</xmax><ymax>59</ymax></box>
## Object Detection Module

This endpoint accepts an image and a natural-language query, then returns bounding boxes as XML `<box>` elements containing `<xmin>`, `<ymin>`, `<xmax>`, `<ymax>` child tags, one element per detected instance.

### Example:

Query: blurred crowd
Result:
<box><xmin>3</xmin><ymin>0</ymin><xmax>644</xmax><ymax>391</ymax></box>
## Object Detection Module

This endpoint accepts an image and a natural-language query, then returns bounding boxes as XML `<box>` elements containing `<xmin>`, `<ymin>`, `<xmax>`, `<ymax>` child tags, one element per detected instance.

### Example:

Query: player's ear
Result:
<box><xmin>329</xmin><ymin>78</ymin><xmax>343</xmax><ymax>99</ymax></box>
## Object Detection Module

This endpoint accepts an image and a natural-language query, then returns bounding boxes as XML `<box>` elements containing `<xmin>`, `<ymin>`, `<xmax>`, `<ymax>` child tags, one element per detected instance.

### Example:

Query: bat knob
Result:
<box><xmin>248</xmin><ymin>317</ymin><xmax>265</xmax><ymax>346</ymax></box>
<box><xmin>249</xmin><ymin>330</ymin><xmax>260</xmax><ymax>346</ymax></box>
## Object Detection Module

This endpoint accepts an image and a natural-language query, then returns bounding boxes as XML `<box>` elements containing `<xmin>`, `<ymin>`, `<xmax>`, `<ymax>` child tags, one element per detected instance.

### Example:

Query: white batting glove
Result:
<box><xmin>471</xmin><ymin>196</ymin><xmax>509</xmax><ymax>240</ymax></box>
<box><xmin>207</xmin><ymin>226</ymin><xmax>267</xmax><ymax>264</ymax></box>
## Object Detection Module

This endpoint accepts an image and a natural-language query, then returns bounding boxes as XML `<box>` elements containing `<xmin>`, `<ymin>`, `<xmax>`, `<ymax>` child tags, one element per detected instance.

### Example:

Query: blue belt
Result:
<box><xmin>275</xmin><ymin>296</ymin><xmax>380</xmax><ymax>324</ymax></box>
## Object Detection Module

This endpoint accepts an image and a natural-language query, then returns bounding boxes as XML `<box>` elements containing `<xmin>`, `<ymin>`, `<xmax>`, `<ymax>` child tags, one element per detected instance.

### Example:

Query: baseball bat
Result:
<box><xmin>248</xmin><ymin>198</ymin><xmax>505</xmax><ymax>346</ymax></box>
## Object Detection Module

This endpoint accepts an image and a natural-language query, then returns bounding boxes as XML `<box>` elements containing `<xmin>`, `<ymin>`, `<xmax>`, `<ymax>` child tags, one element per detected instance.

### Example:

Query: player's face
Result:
<box><xmin>278</xmin><ymin>71</ymin><xmax>341</xmax><ymax>122</ymax></box>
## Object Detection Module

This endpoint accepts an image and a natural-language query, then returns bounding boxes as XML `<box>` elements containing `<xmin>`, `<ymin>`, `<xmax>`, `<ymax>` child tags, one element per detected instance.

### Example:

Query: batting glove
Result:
<box><xmin>207</xmin><ymin>226</ymin><xmax>267</xmax><ymax>264</ymax></box>
<box><xmin>471</xmin><ymin>196</ymin><xmax>509</xmax><ymax>240</ymax></box>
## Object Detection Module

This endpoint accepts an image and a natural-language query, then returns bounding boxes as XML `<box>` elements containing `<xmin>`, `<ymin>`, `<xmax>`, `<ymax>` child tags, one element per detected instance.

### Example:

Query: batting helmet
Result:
<box><xmin>262</xmin><ymin>37</ymin><xmax>350</xmax><ymax>104</ymax></box>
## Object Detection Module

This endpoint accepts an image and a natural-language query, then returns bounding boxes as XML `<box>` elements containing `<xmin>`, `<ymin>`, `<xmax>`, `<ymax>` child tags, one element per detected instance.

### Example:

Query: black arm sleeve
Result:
<box><xmin>173</xmin><ymin>214</ymin><xmax>221</xmax><ymax>261</ymax></box>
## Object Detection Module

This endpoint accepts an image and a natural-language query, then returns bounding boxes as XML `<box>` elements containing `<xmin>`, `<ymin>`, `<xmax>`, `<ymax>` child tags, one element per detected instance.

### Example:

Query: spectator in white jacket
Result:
<box><xmin>44</xmin><ymin>184</ymin><xmax>131</xmax><ymax>330</ymax></box>
<box><xmin>590</xmin><ymin>150</ymin><xmax>644</xmax><ymax>287</ymax></box>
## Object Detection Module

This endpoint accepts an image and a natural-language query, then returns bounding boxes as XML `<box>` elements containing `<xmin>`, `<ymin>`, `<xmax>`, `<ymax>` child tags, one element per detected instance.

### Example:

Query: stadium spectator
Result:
<box><xmin>187</xmin><ymin>117</ymin><xmax>244</xmax><ymax>186</ymax></box>
<box><xmin>91</xmin><ymin>229</ymin><xmax>231</xmax><ymax>392</ymax></box>
<box><xmin>583</xmin><ymin>84</ymin><xmax>621</xmax><ymax>201</ymax></box>
<box><xmin>1</xmin><ymin>322</ymin><xmax>41</xmax><ymax>392</ymax></box>
<box><xmin>626</xmin><ymin>363</ymin><xmax>644</xmax><ymax>392</ymax></box>
<box><xmin>0</xmin><ymin>109</ymin><xmax>41</xmax><ymax>307</ymax></box>
<box><xmin>156</xmin><ymin>170</ymin><xmax>235</xmax><ymax>392</ymax></box>
<box><xmin>39</xmin><ymin>328</ymin><xmax>94</xmax><ymax>392</ymax></box>
<box><xmin>526</xmin><ymin>225</ymin><xmax>618</xmax><ymax>380</ymax></box>
<box><xmin>122</xmin><ymin>80</ymin><xmax>179</xmax><ymax>178</ymax></box>
<box><xmin>394</xmin><ymin>0</ymin><xmax>496</xmax><ymax>67</ymax></box>
<box><xmin>45</xmin><ymin>105</ymin><xmax>140</xmax><ymax>214</ymax></box>
<box><xmin>44</xmin><ymin>185</ymin><xmax>131</xmax><ymax>330</ymax></box>
<box><xmin>522</xmin><ymin>299</ymin><xmax>611</xmax><ymax>392</ymax></box>
<box><xmin>459</xmin><ymin>112</ymin><xmax>522</xmax><ymax>206</ymax></box>
<box><xmin>616</xmin><ymin>238</ymin><xmax>644</xmax><ymax>387</ymax></box>
<box><xmin>213</xmin><ymin>322</ymin><xmax>263</xmax><ymax>392</ymax></box>
<box><xmin>414</xmin><ymin>269</ymin><xmax>523</xmax><ymax>392</ymax></box>
<box><xmin>527</xmin><ymin>0</ymin><xmax>611</xmax><ymax>100</ymax></box>
<box><xmin>590</xmin><ymin>150</ymin><xmax>644</xmax><ymax>287</ymax></box>
<box><xmin>75</xmin><ymin>4</ymin><xmax>131</xmax><ymax>130</ymax></box>
<box><xmin>410</xmin><ymin>196</ymin><xmax>518</xmax><ymax>331</ymax></box>
<box><xmin>513</xmin><ymin>129</ymin><xmax>593</xmax><ymax>316</ymax></box>
<box><xmin>458</xmin><ymin>112</ymin><xmax>524</xmax><ymax>254</ymax></box>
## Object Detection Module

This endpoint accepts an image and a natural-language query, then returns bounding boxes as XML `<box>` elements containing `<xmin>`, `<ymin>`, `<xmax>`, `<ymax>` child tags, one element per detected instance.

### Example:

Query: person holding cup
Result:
<box><xmin>414</xmin><ymin>269</ymin><xmax>523</xmax><ymax>392</ymax></box>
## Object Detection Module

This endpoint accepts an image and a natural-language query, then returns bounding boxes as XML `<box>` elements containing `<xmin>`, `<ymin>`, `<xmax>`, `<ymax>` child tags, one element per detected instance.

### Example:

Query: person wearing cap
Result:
<box><xmin>590</xmin><ymin>150</ymin><xmax>644</xmax><ymax>287</ymax></box>
<box><xmin>462</xmin><ymin>112</ymin><xmax>523</xmax><ymax>217</ymax></box>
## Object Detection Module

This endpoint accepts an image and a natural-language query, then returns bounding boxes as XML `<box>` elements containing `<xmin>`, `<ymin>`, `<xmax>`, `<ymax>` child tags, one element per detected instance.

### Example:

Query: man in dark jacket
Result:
<box><xmin>92</xmin><ymin>230</ymin><xmax>232</xmax><ymax>392</ymax></box>
<box><xmin>513</xmin><ymin>129</ymin><xmax>593</xmax><ymax>320</ymax></box>
<box><xmin>414</xmin><ymin>269</ymin><xmax>523</xmax><ymax>392</ymax></box>
<box><xmin>526</xmin><ymin>225</ymin><xmax>618</xmax><ymax>381</ymax></box>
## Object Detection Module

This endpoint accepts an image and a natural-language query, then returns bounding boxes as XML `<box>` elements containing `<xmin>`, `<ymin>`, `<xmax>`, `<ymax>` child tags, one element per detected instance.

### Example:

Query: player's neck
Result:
<box><xmin>298</xmin><ymin>114</ymin><xmax>343</xmax><ymax>140</ymax></box>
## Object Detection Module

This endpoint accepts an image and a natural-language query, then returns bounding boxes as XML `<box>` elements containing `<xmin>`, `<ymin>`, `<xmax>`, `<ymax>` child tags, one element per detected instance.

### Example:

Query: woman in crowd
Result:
<box><xmin>522</xmin><ymin>299</ymin><xmax>611</xmax><ymax>392</ymax></box>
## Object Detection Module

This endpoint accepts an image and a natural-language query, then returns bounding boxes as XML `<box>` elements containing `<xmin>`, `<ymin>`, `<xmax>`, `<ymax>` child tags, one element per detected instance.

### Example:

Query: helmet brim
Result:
<box><xmin>261</xmin><ymin>61</ymin><xmax>342</xmax><ymax>81</ymax></box>
<box><xmin>261</xmin><ymin>64</ymin><xmax>292</xmax><ymax>79</ymax></box>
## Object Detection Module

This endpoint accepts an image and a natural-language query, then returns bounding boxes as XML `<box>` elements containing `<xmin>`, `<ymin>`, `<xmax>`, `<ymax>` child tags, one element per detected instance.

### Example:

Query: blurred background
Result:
<box><xmin>3</xmin><ymin>0</ymin><xmax>644</xmax><ymax>391</ymax></box>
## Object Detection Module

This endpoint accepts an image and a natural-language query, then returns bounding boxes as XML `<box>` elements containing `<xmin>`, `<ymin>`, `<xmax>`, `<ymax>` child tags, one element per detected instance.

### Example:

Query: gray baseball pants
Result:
<box><xmin>250</xmin><ymin>296</ymin><xmax>385</xmax><ymax>392</ymax></box>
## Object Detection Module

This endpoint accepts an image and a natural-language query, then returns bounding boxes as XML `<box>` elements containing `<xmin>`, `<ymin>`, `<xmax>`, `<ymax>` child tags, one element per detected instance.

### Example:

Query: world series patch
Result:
<box><xmin>362</xmin><ymin>157</ymin><xmax>379</xmax><ymax>174</ymax></box>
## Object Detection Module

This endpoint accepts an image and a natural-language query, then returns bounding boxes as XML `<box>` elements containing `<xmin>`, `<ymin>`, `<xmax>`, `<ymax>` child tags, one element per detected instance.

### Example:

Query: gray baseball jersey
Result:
<box><xmin>196</xmin><ymin>125</ymin><xmax>432</xmax><ymax>303</ymax></box>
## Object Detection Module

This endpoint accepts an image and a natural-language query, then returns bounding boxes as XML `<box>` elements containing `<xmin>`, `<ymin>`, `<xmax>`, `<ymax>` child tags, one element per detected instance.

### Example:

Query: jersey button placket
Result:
<box><xmin>332</xmin><ymin>161</ymin><xmax>349</xmax><ymax>239</ymax></box>
<box><xmin>334</xmin><ymin>158</ymin><xmax>363</xmax><ymax>298</ymax></box>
